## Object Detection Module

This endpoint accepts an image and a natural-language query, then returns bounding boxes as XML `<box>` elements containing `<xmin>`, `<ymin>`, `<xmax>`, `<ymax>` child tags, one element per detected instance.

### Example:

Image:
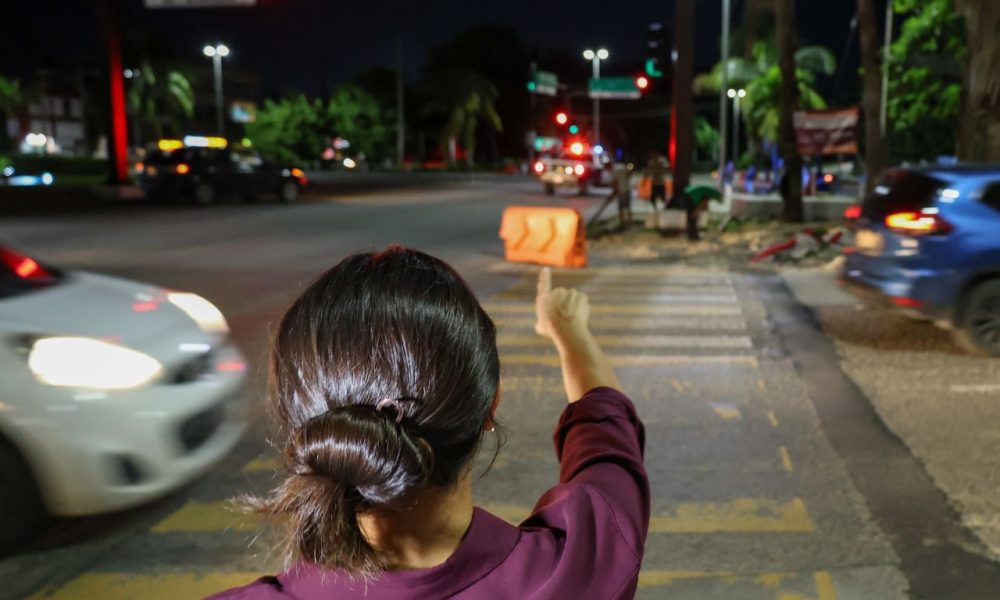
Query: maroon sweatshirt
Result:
<box><xmin>207</xmin><ymin>387</ymin><xmax>649</xmax><ymax>599</ymax></box>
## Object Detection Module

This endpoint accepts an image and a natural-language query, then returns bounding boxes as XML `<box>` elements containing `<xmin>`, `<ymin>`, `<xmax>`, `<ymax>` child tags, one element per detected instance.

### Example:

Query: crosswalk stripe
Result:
<box><xmin>501</xmin><ymin>354</ymin><xmax>758</xmax><ymax>368</ymax></box>
<box><xmin>485</xmin><ymin>303</ymin><xmax>743</xmax><ymax>316</ymax></box>
<box><xmin>151</xmin><ymin>501</ymin><xmax>258</xmax><ymax>533</ymax></box>
<box><xmin>27</xmin><ymin>572</ymin><xmax>262</xmax><ymax>600</ymax></box>
<box><xmin>650</xmin><ymin>497</ymin><xmax>813</xmax><ymax>533</ymax></box>
<box><xmin>497</xmin><ymin>334</ymin><xmax>753</xmax><ymax>349</ymax></box>
<box><xmin>243</xmin><ymin>456</ymin><xmax>282</xmax><ymax>472</ymax></box>
<box><xmin>638</xmin><ymin>570</ymin><xmax>836</xmax><ymax>598</ymax></box>
<box><xmin>494</xmin><ymin>316</ymin><xmax>749</xmax><ymax>331</ymax></box>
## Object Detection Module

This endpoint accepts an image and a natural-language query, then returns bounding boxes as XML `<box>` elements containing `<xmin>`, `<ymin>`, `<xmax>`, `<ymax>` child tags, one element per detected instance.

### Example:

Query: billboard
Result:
<box><xmin>793</xmin><ymin>107</ymin><xmax>859</xmax><ymax>155</ymax></box>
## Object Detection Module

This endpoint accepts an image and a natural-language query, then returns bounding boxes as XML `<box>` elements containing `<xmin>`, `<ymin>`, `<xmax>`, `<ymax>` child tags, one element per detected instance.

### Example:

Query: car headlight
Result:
<box><xmin>167</xmin><ymin>292</ymin><xmax>229</xmax><ymax>334</ymax></box>
<box><xmin>28</xmin><ymin>337</ymin><xmax>163</xmax><ymax>390</ymax></box>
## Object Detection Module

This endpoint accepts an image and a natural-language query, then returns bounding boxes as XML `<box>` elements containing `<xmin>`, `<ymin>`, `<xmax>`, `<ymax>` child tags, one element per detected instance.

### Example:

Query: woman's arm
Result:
<box><xmin>534</xmin><ymin>268</ymin><xmax>622</xmax><ymax>403</ymax></box>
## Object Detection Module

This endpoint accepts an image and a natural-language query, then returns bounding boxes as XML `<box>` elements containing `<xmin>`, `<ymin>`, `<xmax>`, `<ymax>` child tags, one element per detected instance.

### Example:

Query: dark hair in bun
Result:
<box><xmin>247</xmin><ymin>246</ymin><xmax>501</xmax><ymax>576</ymax></box>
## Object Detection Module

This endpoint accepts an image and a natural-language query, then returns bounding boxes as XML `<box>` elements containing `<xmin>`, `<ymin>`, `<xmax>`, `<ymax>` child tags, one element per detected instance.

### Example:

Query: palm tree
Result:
<box><xmin>696</xmin><ymin>40</ymin><xmax>834</xmax><ymax>154</ymax></box>
<box><xmin>954</xmin><ymin>0</ymin><xmax>1000</xmax><ymax>162</ymax></box>
<box><xmin>127</xmin><ymin>59</ymin><xmax>195</xmax><ymax>144</ymax></box>
<box><xmin>422</xmin><ymin>69</ymin><xmax>502</xmax><ymax>167</ymax></box>
<box><xmin>775</xmin><ymin>0</ymin><xmax>804</xmax><ymax>223</ymax></box>
<box><xmin>858</xmin><ymin>0</ymin><xmax>887</xmax><ymax>195</ymax></box>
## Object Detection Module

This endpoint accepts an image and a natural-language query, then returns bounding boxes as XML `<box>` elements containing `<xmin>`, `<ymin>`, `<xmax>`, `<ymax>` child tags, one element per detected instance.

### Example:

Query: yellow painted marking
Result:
<box><xmin>242</xmin><ymin>456</ymin><xmax>281</xmax><ymax>472</ymax></box>
<box><xmin>710</xmin><ymin>403</ymin><xmax>742</xmax><ymax>421</ymax></box>
<box><xmin>758</xmin><ymin>378</ymin><xmax>767</xmax><ymax>391</ymax></box>
<box><xmin>650</xmin><ymin>497</ymin><xmax>814</xmax><ymax>533</ymax></box>
<box><xmin>484</xmin><ymin>303</ymin><xmax>742</xmax><ymax>316</ymax></box>
<box><xmin>779</xmin><ymin>447</ymin><xmax>794</xmax><ymax>472</ymax></box>
<box><xmin>671</xmin><ymin>378</ymin><xmax>685</xmax><ymax>393</ymax></box>
<box><xmin>494</xmin><ymin>316</ymin><xmax>748</xmax><ymax>331</ymax></box>
<box><xmin>814</xmin><ymin>571</ymin><xmax>837</xmax><ymax>600</ymax></box>
<box><xmin>28</xmin><ymin>572</ymin><xmax>262</xmax><ymax>600</ymax></box>
<box><xmin>497</xmin><ymin>334</ymin><xmax>752</xmax><ymax>349</ymax></box>
<box><xmin>502</xmin><ymin>354</ymin><xmax>758</xmax><ymax>368</ymax></box>
<box><xmin>479</xmin><ymin>503</ymin><xmax>532</xmax><ymax>525</ymax></box>
<box><xmin>151</xmin><ymin>501</ymin><xmax>260</xmax><ymax>533</ymax></box>
<box><xmin>768</xmin><ymin>411</ymin><xmax>780</xmax><ymax>428</ymax></box>
<box><xmin>639</xmin><ymin>570</ymin><xmax>835</xmax><ymax>598</ymax></box>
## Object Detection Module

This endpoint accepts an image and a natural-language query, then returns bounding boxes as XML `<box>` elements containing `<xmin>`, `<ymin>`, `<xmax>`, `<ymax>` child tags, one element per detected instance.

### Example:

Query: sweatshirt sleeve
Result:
<box><xmin>528</xmin><ymin>387</ymin><xmax>650</xmax><ymax>559</ymax></box>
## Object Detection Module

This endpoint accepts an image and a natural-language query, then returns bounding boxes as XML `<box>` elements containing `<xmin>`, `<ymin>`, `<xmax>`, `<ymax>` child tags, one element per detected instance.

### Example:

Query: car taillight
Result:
<box><xmin>844</xmin><ymin>204</ymin><xmax>861</xmax><ymax>220</ymax></box>
<box><xmin>176</xmin><ymin>163</ymin><xmax>190</xmax><ymax>175</ymax></box>
<box><xmin>574</xmin><ymin>164</ymin><xmax>586</xmax><ymax>176</ymax></box>
<box><xmin>885</xmin><ymin>210</ymin><xmax>953</xmax><ymax>235</ymax></box>
<box><xmin>0</xmin><ymin>247</ymin><xmax>52</xmax><ymax>280</ymax></box>
<box><xmin>533</xmin><ymin>161</ymin><xmax>545</xmax><ymax>174</ymax></box>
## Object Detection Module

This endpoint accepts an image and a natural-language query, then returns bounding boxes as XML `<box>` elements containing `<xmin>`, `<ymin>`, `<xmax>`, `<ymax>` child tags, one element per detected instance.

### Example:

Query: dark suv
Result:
<box><xmin>841</xmin><ymin>166</ymin><xmax>1000</xmax><ymax>355</ymax></box>
<box><xmin>141</xmin><ymin>143</ymin><xmax>306</xmax><ymax>204</ymax></box>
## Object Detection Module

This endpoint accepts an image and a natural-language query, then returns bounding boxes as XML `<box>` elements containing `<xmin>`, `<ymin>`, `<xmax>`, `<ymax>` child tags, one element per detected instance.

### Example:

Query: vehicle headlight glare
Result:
<box><xmin>167</xmin><ymin>292</ymin><xmax>229</xmax><ymax>333</ymax></box>
<box><xmin>28</xmin><ymin>337</ymin><xmax>163</xmax><ymax>390</ymax></box>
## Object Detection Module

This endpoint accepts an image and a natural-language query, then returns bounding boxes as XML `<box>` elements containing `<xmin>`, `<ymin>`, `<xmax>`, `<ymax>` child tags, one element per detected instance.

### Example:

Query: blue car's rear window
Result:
<box><xmin>862</xmin><ymin>171</ymin><xmax>945</xmax><ymax>219</ymax></box>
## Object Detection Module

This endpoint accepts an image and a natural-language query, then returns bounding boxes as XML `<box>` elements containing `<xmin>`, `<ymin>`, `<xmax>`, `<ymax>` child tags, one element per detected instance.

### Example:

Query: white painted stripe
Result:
<box><xmin>950</xmin><ymin>384</ymin><xmax>1000</xmax><ymax>394</ymax></box>
<box><xmin>485</xmin><ymin>303</ymin><xmax>743</xmax><ymax>316</ymax></box>
<box><xmin>501</xmin><ymin>354</ymin><xmax>758</xmax><ymax>368</ymax></box>
<box><xmin>497</xmin><ymin>334</ymin><xmax>753</xmax><ymax>349</ymax></box>
<box><xmin>494</xmin><ymin>316</ymin><xmax>749</xmax><ymax>331</ymax></box>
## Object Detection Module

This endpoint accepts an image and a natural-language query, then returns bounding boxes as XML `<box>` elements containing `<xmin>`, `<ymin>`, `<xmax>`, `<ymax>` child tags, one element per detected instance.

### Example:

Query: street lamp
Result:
<box><xmin>727</xmin><ymin>88</ymin><xmax>746</xmax><ymax>162</ymax></box>
<box><xmin>582</xmin><ymin>47</ymin><xmax>609</xmax><ymax>147</ymax></box>
<box><xmin>203</xmin><ymin>43</ymin><xmax>230</xmax><ymax>137</ymax></box>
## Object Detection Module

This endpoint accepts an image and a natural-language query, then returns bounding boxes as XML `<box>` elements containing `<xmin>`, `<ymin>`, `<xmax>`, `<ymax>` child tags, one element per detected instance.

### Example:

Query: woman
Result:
<box><xmin>210</xmin><ymin>246</ymin><xmax>649</xmax><ymax>599</ymax></box>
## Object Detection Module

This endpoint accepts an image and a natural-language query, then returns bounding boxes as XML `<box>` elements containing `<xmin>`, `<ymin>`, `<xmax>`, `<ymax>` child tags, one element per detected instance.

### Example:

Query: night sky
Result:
<box><xmin>3</xmin><ymin>0</ymin><xmax>865</xmax><ymax>100</ymax></box>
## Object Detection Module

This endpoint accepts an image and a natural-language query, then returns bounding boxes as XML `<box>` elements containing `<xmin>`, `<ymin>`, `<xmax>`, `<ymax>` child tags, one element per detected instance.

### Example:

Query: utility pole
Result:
<box><xmin>396</xmin><ymin>38</ymin><xmax>405</xmax><ymax>167</ymax></box>
<box><xmin>96</xmin><ymin>0</ymin><xmax>129</xmax><ymax>184</ymax></box>
<box><xmin>672</xmin><ymin>0</ymin><xmax>694</xmax><ymax>195</ymax></box>
<box><xmin>718</xmin><ymin>0</ymin><xmax>731</xmax><ymax>189</ymax></box>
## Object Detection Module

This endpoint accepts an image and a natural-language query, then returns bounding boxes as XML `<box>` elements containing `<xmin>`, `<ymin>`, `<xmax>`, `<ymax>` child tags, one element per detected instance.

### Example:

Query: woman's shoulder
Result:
<box><xmin>204</xmin><ymin>576</ymin><xmax>290</xmax><ymax>600</ymax></box>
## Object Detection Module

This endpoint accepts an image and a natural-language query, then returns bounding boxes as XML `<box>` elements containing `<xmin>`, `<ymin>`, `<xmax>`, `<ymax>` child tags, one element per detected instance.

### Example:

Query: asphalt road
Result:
<box><xmin>1</xmin><ymin>177</ymin><xmax>997</xmax><ymax>599</ymax></box>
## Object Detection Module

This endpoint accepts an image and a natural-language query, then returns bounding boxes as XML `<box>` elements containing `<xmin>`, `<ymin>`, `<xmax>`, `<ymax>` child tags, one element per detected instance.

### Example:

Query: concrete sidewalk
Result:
<box><xmin>781</xmin><ymin>268</ymin><xmax>1000</xmax><ymax>562</ymax></box>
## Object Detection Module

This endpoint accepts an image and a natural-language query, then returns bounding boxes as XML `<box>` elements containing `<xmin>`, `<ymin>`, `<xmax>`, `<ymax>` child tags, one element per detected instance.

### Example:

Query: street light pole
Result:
<box><xmin>718</xmin><ymin>0</ymin><xmax>731</xmax><ymax>187</ymax></box>
<box><xmin>728</xmin><ymin>88</ymin><xmax>746</xmax><ymax>162</ymax></box>
<box><xmin>583</xmin><ymin>48</ymin><xmax>608</xmax><ymax>146</ymax></box>
<box><xmin>203</xmin><ymin>44</ymin><xmax>229</xmax><ymax>137</ymax></box>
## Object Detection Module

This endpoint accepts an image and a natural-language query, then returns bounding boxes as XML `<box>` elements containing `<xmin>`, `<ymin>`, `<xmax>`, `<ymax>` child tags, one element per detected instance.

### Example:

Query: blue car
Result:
<box><xmin>841</xmin><ymin>166</ymin><xmax>1000</xmax><ymax>356</ymax></box>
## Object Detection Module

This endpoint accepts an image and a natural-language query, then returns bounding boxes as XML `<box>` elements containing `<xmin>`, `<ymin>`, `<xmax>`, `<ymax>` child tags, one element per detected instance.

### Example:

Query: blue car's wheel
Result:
<box><xmin>956</xmin><ymin>279</ymin><xmax>1000</xmax><ymax>356</ymax></box>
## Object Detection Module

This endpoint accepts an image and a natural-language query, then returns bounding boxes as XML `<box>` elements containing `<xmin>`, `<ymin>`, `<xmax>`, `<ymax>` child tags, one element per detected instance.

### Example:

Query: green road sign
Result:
<box><xmin>588</xmin><ymin>77</ymin><xmax>640</xmax><ymax>99</ymax></box>
<box><xmin>530</xmin><ymin>71</ymin><xmax>558</xmax><ymax>96</ymax></box>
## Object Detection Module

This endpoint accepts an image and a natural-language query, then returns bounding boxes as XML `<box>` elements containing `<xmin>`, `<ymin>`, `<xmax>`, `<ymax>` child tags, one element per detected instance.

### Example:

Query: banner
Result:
<box><xmin>793</xmin><ymin>107</ymin><xmax>859</xmax><ymax>155</ymax></box>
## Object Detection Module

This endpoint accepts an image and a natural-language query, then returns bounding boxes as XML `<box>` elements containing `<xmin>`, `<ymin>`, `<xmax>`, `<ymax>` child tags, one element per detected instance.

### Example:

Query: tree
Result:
<box><xmin>246</xmin><ymin>94</ymin><xmax>326</xmax><ymax>164</ymax></box>
<box><xmin>775</xmin><ymin>0</ymin><xmax>803</xmax><ymax>222</ymax></box>
<box><xmin>247</xmin><ymin>87</ymin><xmax>392</xmax><ymax>165</ymax></box>
<box><xmin>886</xmin><ymin>0</ymin><xmax>964</xmax><ymax>163</ymax></box>
<box><xmin>126</xmin><ymin>60</ymin><xmax>195</xmax><ymax>143</ymax></box>
<box><xmin>0</xmin><ymin>76</ymin><xmax>27</xmax><ymax>151</ymax></box>
<box><xmin>858</xmin><ymin>0</ymin><xmax>886</xmax><ymax>195</ymax></box>
<box><xmin>422</xmin><ymin>69</ymin><xmax>502</xmax><ymax>167</ymax></box>
<box><xmin>421</xmin><ymin>26</ymin><xmax>528</xmax><ymax>161</ymax></box>
<box><xmin>325</xmin><ymin>84</ymin><xmax>391</xmax><ymax>160</ymax></box>
<box><xmin>696</xmin><ymin>41</ymin><xmax>834</xmax><ymax>156</ymax></box>
<box><xmin>954</xmin><ymin>0</ymin><xmax>1000</xmax><ymax>162</ymax></box>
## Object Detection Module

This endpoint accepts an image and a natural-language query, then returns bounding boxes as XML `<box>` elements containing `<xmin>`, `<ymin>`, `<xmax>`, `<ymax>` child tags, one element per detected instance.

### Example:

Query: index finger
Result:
<box><xmin>537</xmin><ymin>267</ymin><xmax>552</xmax><ymax>298</ymax></box>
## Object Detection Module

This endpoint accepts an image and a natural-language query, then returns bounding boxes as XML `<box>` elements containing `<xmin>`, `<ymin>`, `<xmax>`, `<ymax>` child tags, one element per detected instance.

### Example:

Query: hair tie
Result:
<box><xmin>375</xmin><ymin>398</ymin><xmax>405</xmax><ymax>424</ymax></box>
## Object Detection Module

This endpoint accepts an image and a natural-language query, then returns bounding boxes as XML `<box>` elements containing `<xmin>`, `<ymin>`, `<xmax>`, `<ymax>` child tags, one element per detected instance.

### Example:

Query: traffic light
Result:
<box><xmin>555</xmin><ymin>111</ymin><xmax>569</xmax><ymax>125</ymax></box>
<box><xmin>636</xmin><ymin>75</ymin><xmax>650</xmax><ymax>91</ymax></box>
<box><xmin>568</xmin><ymin>124</ymin><xmax>579</xmax><ymax>135</ymax></box>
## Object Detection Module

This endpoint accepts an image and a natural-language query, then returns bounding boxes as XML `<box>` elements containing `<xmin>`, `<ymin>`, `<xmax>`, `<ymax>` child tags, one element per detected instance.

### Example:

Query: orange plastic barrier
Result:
<box><xmin>499</xmin><ymin>206</ymin><xmax>587</xmax><ymax>268</ymax></box>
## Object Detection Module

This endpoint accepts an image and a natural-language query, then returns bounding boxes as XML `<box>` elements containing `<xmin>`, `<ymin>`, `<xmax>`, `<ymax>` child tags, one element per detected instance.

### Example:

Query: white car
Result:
<box><xmin>0</xmin><ymin>245</ymin><xmax>247</xmax><ymax>549</ymax></box>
